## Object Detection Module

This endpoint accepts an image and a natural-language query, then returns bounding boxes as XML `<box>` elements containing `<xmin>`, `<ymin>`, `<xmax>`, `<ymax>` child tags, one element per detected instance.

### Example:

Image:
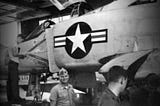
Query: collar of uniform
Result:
<box><xmin>60</xmin><ymin>83</ymin><xmax>70</xmax><ymax>90</ymax></box>
<box><xmin>105</xmin><ymin>87</ymin><xmax>120</xmax><ymax>102</ymax></box>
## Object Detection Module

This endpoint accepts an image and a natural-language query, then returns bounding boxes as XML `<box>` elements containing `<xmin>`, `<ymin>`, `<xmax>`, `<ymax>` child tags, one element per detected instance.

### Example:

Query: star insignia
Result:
<box><xmin>54</xmin><ymin>22</ymin><xmax>108</xmax><ymax>59</ymax></box>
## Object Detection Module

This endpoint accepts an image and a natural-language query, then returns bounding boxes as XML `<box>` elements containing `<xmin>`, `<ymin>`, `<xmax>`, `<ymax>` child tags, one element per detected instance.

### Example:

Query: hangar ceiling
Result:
<box><xmin>0</xmin><ymin>0</ymin><xmax>114</xmax><ymax>25</ymax></box>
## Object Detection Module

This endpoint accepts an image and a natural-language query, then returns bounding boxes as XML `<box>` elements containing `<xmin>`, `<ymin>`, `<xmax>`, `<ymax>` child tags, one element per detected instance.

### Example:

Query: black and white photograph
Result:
<box><xmin>0</xmin><ymin>0</ymin><xmax>160</xmax><ymax>106</ymax></box>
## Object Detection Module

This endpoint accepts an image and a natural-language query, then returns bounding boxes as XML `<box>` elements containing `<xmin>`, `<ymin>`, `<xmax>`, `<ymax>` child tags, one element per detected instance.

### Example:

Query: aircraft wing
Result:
<box><xmin>99</xmin><ymin>50</ymin><xmax>152</xmax><ymax>73</ymax></box>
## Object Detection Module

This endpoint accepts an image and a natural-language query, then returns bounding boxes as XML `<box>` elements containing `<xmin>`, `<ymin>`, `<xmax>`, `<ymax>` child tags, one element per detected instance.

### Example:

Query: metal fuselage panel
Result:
<box><xmin>18</xmin><ymin>33</ymin><xmax>48</xmax><ymax>73</ymax></box>
<box><xmin>52</xmin><ymin>2</ymin><xmax>160</xmax><ymax>70</ymax></box>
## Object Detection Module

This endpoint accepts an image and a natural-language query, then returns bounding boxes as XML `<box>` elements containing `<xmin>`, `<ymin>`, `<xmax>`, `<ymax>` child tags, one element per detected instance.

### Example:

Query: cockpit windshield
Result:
<box><xmin>23</xmin><ymin>20</ymin><xmax>55</xmax><ymax>42</ymax></box>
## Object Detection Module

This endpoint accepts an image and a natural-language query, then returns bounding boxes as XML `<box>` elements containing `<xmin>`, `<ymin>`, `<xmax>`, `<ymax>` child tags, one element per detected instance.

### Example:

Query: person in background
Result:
<box><xmin>49</xmin><ymin>68</ymin><xmax>76</xmax><ymax>106</ymax></box>
<box><xmin>7</xmin><ymin>34</ymin><xmax>26</xmax><ymax>103</ymax></box>
<box><xmin>98</xmin><ymin>66</ymin><xmax>128</xmax><ymax>106</ymax></box>
<box><xmin>146</xmin><ymin>74</ymin><xmax>160</xmax><ymax>106</ymax></box>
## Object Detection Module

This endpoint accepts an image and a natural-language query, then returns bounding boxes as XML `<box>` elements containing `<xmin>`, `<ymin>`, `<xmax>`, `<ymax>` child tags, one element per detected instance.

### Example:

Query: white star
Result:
<box><xmin>67</xmin><ymin>24</ymin><xmax>89</xmax><ymax>54</ymax></box>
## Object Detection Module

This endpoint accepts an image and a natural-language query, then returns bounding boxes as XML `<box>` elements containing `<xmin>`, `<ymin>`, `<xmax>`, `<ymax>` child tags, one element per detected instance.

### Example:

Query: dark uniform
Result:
<box><xmin>98</xmin><ymin>88</ymin><xmax>120</xmax><ymax>106</ymax></box>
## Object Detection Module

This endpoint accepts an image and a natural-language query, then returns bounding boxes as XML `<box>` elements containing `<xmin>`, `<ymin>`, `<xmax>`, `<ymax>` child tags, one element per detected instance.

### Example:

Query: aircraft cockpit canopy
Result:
<box><xmin>50</xmin><ymin>0</ymin><xmax>87</xmax><ymax>10</ymax></box>
<box><xmin>22</xmin><ymin>20</ymin><xmax>55</xmax><ymax>42</ymax></box>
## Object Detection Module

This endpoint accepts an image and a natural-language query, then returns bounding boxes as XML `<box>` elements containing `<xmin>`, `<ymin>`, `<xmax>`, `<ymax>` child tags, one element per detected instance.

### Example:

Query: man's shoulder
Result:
<box><xmin>55</xmin><ymin>83</ymin><xmax>62</xmax><ymax>87</ymax></box>
<box><xmin>102</xmin><ymin>90</ymin><xmax>110</xmax><ymax>99</ymax></box>
<box><xmin>68</xmin><ymin>84</ymin><xmax>73</xmax><ymax>88</ymax></box>
<box><xmin>99</xmin><ymin>89</ymin><xmax>119</xmax><ymax>106</ymax></box>
<box><xmin>51</xmin><ymin>84</ymin><xmax>61</xmax><ymax>91</ymax></box>
<box><xmin>51</xmin><ymin>83</ymin><xmax>73</xmax><ymax>90</ymax></box>
<box><xmin>102</xmin><ymin>88</ymin><xmax>115</xmax><ymax>99</ymax></box>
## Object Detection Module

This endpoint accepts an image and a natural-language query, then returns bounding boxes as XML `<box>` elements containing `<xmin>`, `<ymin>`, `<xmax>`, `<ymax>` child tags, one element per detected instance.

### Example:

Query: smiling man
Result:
<box><xmin>49</xmin><ymin>68</ymin><xmax>76</xmax><ymax>106</ymax></box>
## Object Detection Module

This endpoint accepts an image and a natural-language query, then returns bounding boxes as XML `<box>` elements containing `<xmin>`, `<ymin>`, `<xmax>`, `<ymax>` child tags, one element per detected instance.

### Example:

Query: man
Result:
<box><xmin>98</xmin><ymin>66</ymin><xmax>128</xmax><ymax>106</ymax></box>
<box><xmin>7</xmin><ymin>34</ymin><xmax>25</xmax><ymax>103</ymax></box>
<box><xmin>50</xmin><ymin>68</ymin><xmax>76</xmax><ymax>106</ymax></box>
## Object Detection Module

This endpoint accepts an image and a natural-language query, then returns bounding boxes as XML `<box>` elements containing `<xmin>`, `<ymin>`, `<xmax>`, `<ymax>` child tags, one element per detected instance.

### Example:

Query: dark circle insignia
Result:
<box><xmin>65</xmin><ymin>22</ymin><xmax>92</xmax><ymax>59</ymax></box>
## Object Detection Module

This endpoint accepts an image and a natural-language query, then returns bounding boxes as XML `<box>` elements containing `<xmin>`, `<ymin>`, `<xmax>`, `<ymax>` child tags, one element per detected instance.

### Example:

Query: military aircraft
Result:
<box><xmin>43</xmin><ymin>0</ymin><xmax>160</xmax><ymax>88</ymax></box>
<box><xmin>18</xmin><ymin>0</ymin><xmax>160</xmax><ymax>87</ymax></box>
<box><xmin>1</xmin><ymin>0</ymin><xmax>160</xmax><ymax>101</ymax></box>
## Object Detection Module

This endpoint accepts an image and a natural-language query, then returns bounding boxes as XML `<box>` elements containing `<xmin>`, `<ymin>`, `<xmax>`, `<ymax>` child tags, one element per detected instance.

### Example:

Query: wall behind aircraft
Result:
<box><xmin>0</xmin><ymin>22</ymin><xmax>20</xmax><ymax>47</ymax></box>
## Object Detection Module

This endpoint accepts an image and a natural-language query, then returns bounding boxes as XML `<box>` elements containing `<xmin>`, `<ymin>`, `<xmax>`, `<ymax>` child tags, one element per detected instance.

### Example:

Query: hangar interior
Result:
<box><xmin>0</xmin><ymin>0</ymin><xmax>160</xmax><ymax>106</ymax></box>
<box><xmin>0</xmin><ymin>1</ymin><xmax>112</xmax><ymax>106</ymax></box>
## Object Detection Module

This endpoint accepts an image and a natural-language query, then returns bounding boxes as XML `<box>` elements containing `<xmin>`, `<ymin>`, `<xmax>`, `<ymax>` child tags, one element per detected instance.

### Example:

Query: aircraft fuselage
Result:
<box><xmin>50</xmin><ymin>1</ymin><xmax>160</xmax><ymax>74</ymax></box>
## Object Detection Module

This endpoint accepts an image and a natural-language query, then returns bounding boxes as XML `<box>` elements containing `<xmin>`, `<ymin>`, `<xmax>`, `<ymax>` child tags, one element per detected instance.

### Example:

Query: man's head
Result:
<box><xmin>17</xmin><ymin>34</ymin><xmax>24</xmax><ymax>44</ymax></box>
<box><xmin>59</xmin><ymin>68</ymin><xmax>69</xmax><ymax>84</ymax></box>
<box><xmin>108</xmin><ymin>66</ymin><xmax>128</xmax><ymax>93</ymax></box>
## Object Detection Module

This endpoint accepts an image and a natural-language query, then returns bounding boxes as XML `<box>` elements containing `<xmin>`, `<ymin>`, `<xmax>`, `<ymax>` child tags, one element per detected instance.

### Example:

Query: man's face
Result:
<box><xmin>59</xmin><ymin>74</ymin><xmax>69</xmax><ymax>84</ymax></box>
<box><xmin>120</xmin><ymin>77</ymin><xmax>128</xmax><ymax>92</ymax></box>
<box><xmin>17</xmin><ymin>36</ymin><xmax>23</xmax><ymax>44</ymax></box>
